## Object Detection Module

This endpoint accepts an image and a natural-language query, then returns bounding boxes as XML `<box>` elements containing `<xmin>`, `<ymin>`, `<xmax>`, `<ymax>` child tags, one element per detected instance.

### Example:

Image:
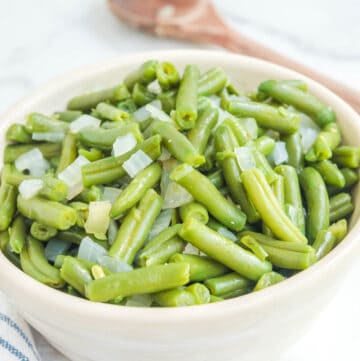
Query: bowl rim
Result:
<box><xmin>0</xmin><ymin>49</ymin><xmax>359</xmax><ymax>324</ymax></box>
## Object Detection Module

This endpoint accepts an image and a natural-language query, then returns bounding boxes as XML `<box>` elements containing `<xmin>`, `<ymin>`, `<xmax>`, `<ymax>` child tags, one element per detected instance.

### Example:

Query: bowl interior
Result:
<box><xmin>0</xmin><ymin>49</ymin><xmax>359</xmax><ymax>320</ymax></box>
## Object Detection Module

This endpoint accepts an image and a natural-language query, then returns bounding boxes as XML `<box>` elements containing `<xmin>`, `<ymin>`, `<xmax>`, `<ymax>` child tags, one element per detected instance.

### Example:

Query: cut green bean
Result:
<box><xmin>313</xmin><ymin>160</ymin><xmax>345</xmax><ymax>187</ymax></box>
<box><xmin>207</xmin><ymin>169</ymin><xmax>224</xmax><ymax>189</ymax></box>
<box><xmin>328</xmin><ymin>219</ymin><xmax>347</xmax><ymax>245</ymax></box>
<box><xmin>329</xmin><ymin>193</ymin><xmax>354</xmax><ymax>223</ymax></box>
<box><xmin>285</xmin><ymin>132</ymin><xmax>303</xmax><ymax>171</ymax></box>
<box><xmin>9</xmin><ymin>216</ymin><xmax>26</xmax><ymax>254</ymax></box>
<box><xmin>312</xmin><ymin>229</ymin><xmax>336</xmax><ymax>260</ymax></box>
<box><xmin>157</xmin><ymin>89</ymin><xmax>177</xmax><ymax>114</ymax></box>
<box><xmin>85</xmin><ymin>262</ymin><xmax>190</xmax><ymax>302</ymax></box>
<box><xmin>6</xmin><ymin>124</ymin><xmax>32</xmax><ymax>143</ymax></box>
<box><xmin>198</xmin><ymin>67</ymin><xmax>227</xmax><ymax>96</ymax></box>
<box><xmin>54</xmin><ymin>110</ymin><xmax>82</xmax><ymax>122</ymax></box>
<box><xmin>327</xmin><ymin>168</ymin><xmax>359</xmax><ymax>195</ymax></box>
<box><xmin>124</xmin><ymin>60</ymin><xmax>159</xmax><ymax>91</ymax></box>
<box><xmin>26</xmin><ymin>112</ymin><xmax>68</xmax><ymax>134</ymax></box>
<box><xmin>255</xmin><ymin>136</ymin><xmax>276</xmax><ymax>156</ymax></box>
<box><xmin>156</xmin><ymin>62</ymin><xmax>180</xmax><ymax>90</ymax></box>
<box><xmin>4</xmin><ymin>143</ymin><xmax>61</xmax><ymax>163</ymax></box>
<box><xmin>179</xmin><ymin>202</ymin><xmax>209</xmax><ymax>224</ymax></box>
<box><xmin>95</xmin><ymin>102</ymin><xmax>129</xmax><ymax>122</ymax></box>
<box><xmin>57</xmin><ymin>132</ymin><xmax>77</xmax><ymax>173</ymax></box>
<box><xmin>254</xmin><ymin>271</ymin><xmax>285</xmax><ymax>291</ymax></box>
<box><xmin>0</xmin><ymin>182</ymin><xmax>17</xmax><ymax>231</ymax></box>
<box><xmin>204</xmin><ymin>272</ymin><xmax>252</xmax><ymax>297</ymax></box>
<box><xmin>332</xmin><ymin>146</ymin><xmax>360</xmax><ymax>168</ymax></box>
<box><xmin>132</xmin><ymin>83</ymin><xmax>156</xmax><ymax>106</ymax></box>
<box><xmin>30</xmin><ymin>222</ymin><xmax>58</xmax><ymax>241</ymax></box>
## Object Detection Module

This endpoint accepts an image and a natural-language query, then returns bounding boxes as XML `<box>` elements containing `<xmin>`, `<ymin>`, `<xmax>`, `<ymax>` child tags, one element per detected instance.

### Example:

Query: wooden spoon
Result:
<box><xmin>108</xmin><ymin>0</ymin><xmax>360</xmax><ymax>113</ymax></box>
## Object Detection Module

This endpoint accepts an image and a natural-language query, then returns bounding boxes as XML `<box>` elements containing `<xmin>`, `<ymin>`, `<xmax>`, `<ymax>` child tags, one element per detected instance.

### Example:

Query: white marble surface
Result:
<box><xmin>0</xmin><ymin>0</ymin><xmax>359</xmax><ymax>360</ymax></box>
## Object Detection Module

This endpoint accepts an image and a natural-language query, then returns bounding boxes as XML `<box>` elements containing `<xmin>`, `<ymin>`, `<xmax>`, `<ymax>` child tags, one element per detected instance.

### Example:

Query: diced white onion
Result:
<box><xmin>32</xmin><ymin>132</ymin><xmax>64</xmax><ymax>143</ymax></box>
<box><xmin>125</xmin><ymin>294</ymin><xmax>152</xmax><ymax>307</ymax></box>
<box><xmin>217</xmin><ymin>227</ymin><xmax>237</xmax><ymax>242</ymax></box>
<box><xmin>183</xmin><ymin>243</ymin><xmax>201</xmax><ymax>255</ymax></box>
<box><xmin>133</xmin><ymin>100</ymin><xmax>161</xmax><ymax>123</ymax></box>
<box><xmin>145</xmin><ymin>103</ymin><xmax>173</xmax><ymax>123</ymax></box>
<box><xmin>300</xmin><ymin>128</ymin><xmax>319</xmax><ymax>153</ymax></box>
<box><xmin>101</xmin><ymin>187</ymin><xmax>122</xmax><ymax>204</ymax></box>
<box><xmin>45</xmin><ymin>239</ymin><xmax>72</xmax><ymax>262</ymax></box>
<box><xmin>147</xmin><ymin>81</ymin><xmax>161</xmax><ymax>95</ymax></box>
<box><xmin>208</xmin><ymin>95</ymin><xmax>221</xmax><ymax>108</ymax></box>
<box><xmin>238</xmin><ymin>118</ymin><xmax>258</xmax><ymax>139</ymax></box>
<box><xmin>112</xmin><ymin>133</ymin><xmax>137</xmax><ymax>157</ymax></box>
<box><xmin>18</xmin><ymin>179</ymin><xmax>44</xmax><ymax>199</ymax></box>
<box><xmin>234</xmin><ymin>146</ymin><xmax>256</xmax><ymax>171</ymax></box>
<box><xmin>84</xmin><ymin>201</ymin><xmax>112</xmax><ymax>236</ymax></box>
<box><xmin>158</xmin><ymin>146</ymin><xmax>172</xmax><ymax>161</ymax></box>
<box><xmin>69</xmin><ymin>114</ymin><xmax>101</xmax><ymax>133</ymax></box>
<box><xmin>58</xmin><ymin>155</ymin><xmax>90</xmax><ymax>199</ymax></box>
<box><xmin>14</xmin><ymin>148</ymin><xmax>50</xmax><ymax>176</ymax></box>
<box><xmin>147</xmin><ymin>209</ymin><xmax>172</xmax><ymax>241</ymax></box>
<box><xmin>268</xmin><ymin>141</ymin><xmax>288</xmax><ymax>166</ymax></box>
<box><xmin>78</xmin><ymin>236</ymin><xmax>107</xmax><ymax>263</ymax></box>
<box><xmin>97</xmin><ymin>255</ymin><xmax>133</xmax><ymax>273</ymax></box>
<box><xmin>123</xmin><ymin>150</ymin><xmax>152</xmax><ymax>178</ymax></box>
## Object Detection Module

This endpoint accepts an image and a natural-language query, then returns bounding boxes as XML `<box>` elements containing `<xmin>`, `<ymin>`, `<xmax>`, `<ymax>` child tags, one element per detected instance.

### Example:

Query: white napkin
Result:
<box><xmin>0</xmin><ymin>292</ymin><xmax>41</xmax><ymax>361</ymax></box>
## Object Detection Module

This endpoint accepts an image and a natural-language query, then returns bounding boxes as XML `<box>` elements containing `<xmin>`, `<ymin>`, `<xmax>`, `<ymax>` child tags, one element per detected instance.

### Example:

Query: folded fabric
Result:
<box><xmin>0</xmin><ymin>291</ymin><xmax>41</xmax><ymax>361</ymax></box>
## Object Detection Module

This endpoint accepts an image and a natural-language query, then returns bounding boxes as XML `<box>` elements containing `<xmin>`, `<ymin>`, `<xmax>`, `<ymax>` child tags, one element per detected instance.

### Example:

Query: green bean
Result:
<box><xmin>60</xmin><ymin>256</ymin><xmax>93</xmax><ymax>295</ymax></box>
<box><xmin>313</xmin><ymin>160</ymin><xmax>345</xmax><ymax>187</ymax></box>
<box><xmin>223</xmin><ymin>117</ymin><xmax>251</xmax><ymax>146</ymax></box>
<box><xmin>179</xmin><ymin>218</ymin><xmax>271</xmax><ymax>280</ymax></box>
<box><xmin>252</xmin><ymin>148</ymin><xmax>278</xmax><ymax>184</ymax></box>
<box><xmin>332</xmin><ymin>146</ymin><xmax>360</xmax><ymax>168</ymax></box>
<box><xmin>4</xmin><ymin>143</ymin><xmax>61</xmax><ymax>163</ymax></box>
<box><xmin>8</xmin><ymin>216</ymin><xmax>26</xmax><ymax>254</ymax></box>
<box><xmin>30</xmin><ymin>222</ymin><xmax>58</xmax><ymax>241</ymax></box>
<box><xmin>187</xmin><ymin>107</ymin><xmax>219</xmax><ymax>154</ymax></box>
<box><xmin>279</xmin><ymin>79</ymin><xmax>308</xmax><ymax>91</ymax></box>
<box><xmin>254</xmin><ymin>271</ymin><xmax>285</xmax><ymax>291</ymax></box>
<box><xmin>328</xmin><ymin>219</ymin><xmax>347</xmax><ymax>245</ymax></box>
<box><xmin>179</xmin><ymin>202</ymin><xmax>209</xmax><ymax>224</ymax></box>
<box><xmin>204</xmin><ymin>272</ymin><xmax>252</xmax><ymax>297</ymax></box>
<box><xmin>78</xmin><ymin>122</ymin><xmax>143</xmax><ymax>150</ymax></box>
<box><xmin>151</xmin><ymin>121</ymin><xmax>205</xmax><ymax>167</ymax></box>
<box><xmin>1</xmin><ymin>229</ymin><xmax>21</xmax><ymax>267</ymax></box>
<box><xmin>95</xmin><ymin>102</ymin><xmax>129</xmax><ymax>122</ymax></box>
<box><xmin>228</xmin><ymin>100</ymin><xmax>299</xmax><ymax>134</ymax></box>
<box><xmin>299</xmin><ymin>167</ymin><xmax>329</xmax><ymax>242</ymax></box>
<box><xmin>175</xmin><ymin>64</ymin><xmax>200</xmax><ymax>130</ymax></box>
<box><xmin>57</xmin><ymin>133</ymin><xmax>77</xmax><ymax>173</ymax></box>
<box><xmin>54</xmin><ymin>110</ymin><xmax>82</xmax><ymax>122</ymax></box>
<box><xmin>202</xmin><ymin>139</ymin><xmax>216</xmax><ymax>171</ymax></box>
<box><xmin>79</xmin><ymin>148</ymin><xmax>103</xmax><ymax>162</ymax></box>
<box><xmin>169</xmin><ymin>253</ymin><xmax>229</xmax><ymax>282</ymax></box>
<box><xmin>26</xmin><ymin>112</ymin><xmax>68</xmax><ymax>134</ymax></box>
<box><xmin>206</xmin><ymin>218</ymin><xmax>238</xmax><ymax>241</ymax></box>
<box><xmin>137</xmin><ymin>236</ymin><xmax>185</xmax><ymax>267</ymax></box>
<box><xmin>124</xmin><ymin>60</ymin><xmax>159</xmax><ymax>91</ymax></box>
<box><xmin>157</xmin><ymin>89</ymin><xmax>177</xmax><ymax>114</ymax></box>
<box><xmin>327</xmin><ymin>168</ymin><xmax>359</xmax><ymax>195</ymax></box>
<box><xmin>0</xmin><ymin>182</ymin><xmax>17</xmax><ymax>231</ymax></box>
<box><xmin>82</xmin><ymin>135</ymin><xmax>161</xmax><ymax>187</ymax></box>
<box><xmin>17</xmin><ymin>195</ymin><xmax>77</xmax><ymax>230</ymax></box>
<box><xmin>6</xmin><ymin>124</ymin><xmax>32</xmax><ymax>143</ymax></box>
<box><xmin>77</xmin><ymin>185</ymin><xmax>102</xmax><ymax>203</ymax></box>
<box><xmin>207</xmin><ymin>169</ymin><xmax>224</xmax><ymax>189</ymax></box>
<box><xmin>239</xmin><ymin>235</ymin><xmax>269</xmax><ymax>261</ymax></box>
<box><xmin>111</xmin><ymin>163</ymin><xmax>161</xmax><ymax>218</ymax></box>
<box><xmin>198</xmin><ymin>67</ymin><xmax>227</xmax><ymax>96</ymax></box>
<box><xmin>329</xmin><ymin>193</ymin><xmax>354</xmax><ymax>223</ymax></box>
<box><xmin>67</xmin><ymin>84</ymin><xmax>130</xmax><ymax>111</ymax></box>
<box><xmin>117</xmin><ymin>98</ymin><xmax>137</xmax><ymax>113</ymax></box>
<box><xmin>85</xmin><ymin>262</ymin><xmax>190</xmax><ymax>302</ymax></box>
<box><xmin>214</xmin><ymin>124</ymin><xmax>260</xmax><ymax>223</ymax></box>
<box><xmin>306</xmin><ymin>123</ymin><xmax>341</xmax><ymax>161</ymax></box>
<box><xmin>275</xmin><ymin>165</ymin><xmax>305</xmax><ymax>233</ymax></box>
<box><xmin>258</xmin><ymin>80</ymin><xmax>336</xmax><ymax>127</ymax></box>
<box><xmin>156</xmin><ymin>62</ymin><xmax>180</xmax><ymax>90</ymax></box>
<box><xmin>26</xmin><ymin>237</ymin><xmax>64</xmax><ymax>287</ymax></box>
<box><xmin>153</xmin><ymin>283</ymin><xmax>210</xmax><ymax>307</ymax></box>
<box><xmin>171</xmin><ymin>164</ymin><xmax>247</xmax><ymax>231</ymax></box>
<box><xmin>69</xmin><ymin>202</ymin><xmax>88</xmax><ymax>228</ymax></box>
<box><xmin>312</xmin><ymin>229</ymin><xmax>336</xmax><ymax>260</ymax></box>
<box><xmin>242</xmin><ymin>169</ymin><xmax>308</xmax><ymax>243</ymax></box>
<box><xmin>285</xmin><ymin>132</ymin><xmax>303</xmax><ymax>171</ymax></box>
<box><xmin>132</xmin><ymin>83</ymin><xmax>156</xmax><ymax>106</ymax></box>
<box><xmin>255</xmin><ymin>136</ymin><xmax>276</xmax><ymax>156</ymax></box>
<box><xmin>0</xmin><ymin>230</ymin><xmax>9</xmax><ymax>252</ymax></box>
<box><xmin>109</xmin><ymin>189</ymin><xmax>162</xmax><ymax>263</ymax></box>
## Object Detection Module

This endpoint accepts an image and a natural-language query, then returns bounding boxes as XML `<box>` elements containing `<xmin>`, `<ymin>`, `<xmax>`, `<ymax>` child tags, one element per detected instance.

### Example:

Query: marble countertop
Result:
<box><xmin>0</xmin><ymin>1</ymin><xmax>359</xmax><ymax>360</ymax></box>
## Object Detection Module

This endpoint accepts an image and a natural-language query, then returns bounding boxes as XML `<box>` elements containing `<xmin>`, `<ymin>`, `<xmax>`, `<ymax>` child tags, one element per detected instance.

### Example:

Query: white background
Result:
<box><xmin>0</xmin><ymin>0</ymin><xmax>359</xmax><ymax>360</ymax></box>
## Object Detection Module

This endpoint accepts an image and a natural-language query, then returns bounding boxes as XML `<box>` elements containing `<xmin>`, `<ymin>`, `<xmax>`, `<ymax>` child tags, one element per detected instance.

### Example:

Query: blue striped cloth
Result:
<box><xmin>0</xmin><ymin>292</ymin><xmax>41</xmax><ymax>361</ymax></box>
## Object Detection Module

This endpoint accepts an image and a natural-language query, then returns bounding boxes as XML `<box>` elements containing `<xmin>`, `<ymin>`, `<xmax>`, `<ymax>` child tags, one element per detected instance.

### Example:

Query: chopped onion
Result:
<box><xmin>84</xmin><ymin>201</ymin><xmax>112</xmax><ymax>236</ymax></box>
<box><xmin>158</xmin><ymin>146</ymin><xmax>172</xmax><ymax>161</ymax></box>
<box><xmin>97</xmin><ymin>255</ymin><xmax>133</xmax><ymax>273</ymax></box>
<box><xmin>234</xmin><ymin>146</ymin><xmax>256</xmax><ymax>171</ymax></box>
<box><xmin>101</xmin><ymin>187</ymin><xmax>122</xmax><ymax>204</ymax></box>
<box><xmin>18</xmin><ymin>179</ymin><xmax>44</xmax><ymax>199</ymax></box>
<box><xmin>32</xmin><ymin>132</ymin><xmax>64</xmax><ymax>143</ymax></box>
<box><xmin>14</xmin><ymin>148</ymin><xmax>50</xmax><ymax>176</ymax></box>
<box><xmin>112</xmin><ymin>133</ymin><xmax>137</xmax><ymax>157</ymax></box>
<box><xmin>208</xmin><ymin>95</ymin><xmax>221</xmax><ymax>107</ymax></box>
<box><xmin>69</xmin><ymin>114</ymin><xmax>101</xmax><ymax>133</ymax></box>
<box><xmin>58</xmin><ymin>155</ymin><xmax>90</xmax><ymax>199</ymax></box>
<box><xmin>147</xmin><ymin>81</ymin><xmax>161</xmax><ymax>95</ymax></box>
<box><xmin>45</xmin><ymin>239</ymin><xmax>72</xmax><ymax>262</ymax></box>
<box><xmin>239</xmin><ymin>118</ymin><xmax>258</xmax><ymax>139</ymax></box>
<box><xmin>300</xmin><ymin>128</ymin><xmax>319</xmax><ymax>153</ymax></box>
<box><xmin>77</xmin><ymin>236</ymin><xmax>107</xmax><ymax>263</ymax></box>
<box><xmin>147</xmin><ymin>209</ymin><xmax>172</xmax><ymax>241</ymax></box>
<box><xmin>217</xmin><ymin>227</ymin><xmax>238</xmax><ymax>242</ymax></box>
<box><xmin>183</xmin><ymin>243</ymin><xmax>201</xmax><ymax>256</ymax></box>
<box><xmin>133</xmin><ymin>100</ymin><xmax>161</xmax><ymax>123</ymax></box>
<box><xmin>125</xmin><ymin>294</ymin><xmax>152</xmax><ymax>307</ymax></box>
<box><xmin>268</xmin><ymin>142</ymin><xmax>288</xmax><ymax>166</ymax></box>
<box><xmin>145</xmin><ymin>103</ymin><xmax>173</xmax><ymax>123</ymax></box>
<box><xmin>123</xmin><ymin>150</ymin><xmax>152</xmax><ymax>178</ymax></box>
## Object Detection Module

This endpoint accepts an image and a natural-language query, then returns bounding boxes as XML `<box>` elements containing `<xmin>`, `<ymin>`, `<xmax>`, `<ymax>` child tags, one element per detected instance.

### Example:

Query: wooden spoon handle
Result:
<box><xmin>221</xmin><ymin>29</ymin><xmax>360</xmax><ymax>113</ymax></box>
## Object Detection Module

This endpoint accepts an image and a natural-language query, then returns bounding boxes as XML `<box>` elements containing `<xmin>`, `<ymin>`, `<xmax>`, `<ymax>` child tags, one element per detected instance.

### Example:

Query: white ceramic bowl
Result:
<box><xmin>0</xmin><ymin>50</ymin><xmax>359</xmax><ymax>361</ymax></box>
